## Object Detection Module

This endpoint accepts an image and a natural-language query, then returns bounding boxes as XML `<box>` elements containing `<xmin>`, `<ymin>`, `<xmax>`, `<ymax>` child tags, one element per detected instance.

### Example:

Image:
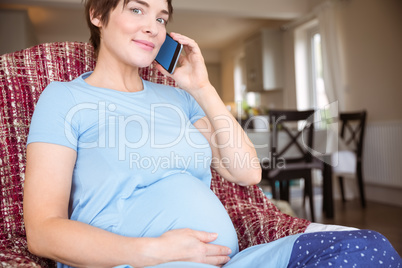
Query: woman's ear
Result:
<box><xmin>90</xmin><ymin>9</ymin><xmax>102</xmax><ymax>27</ymax></box>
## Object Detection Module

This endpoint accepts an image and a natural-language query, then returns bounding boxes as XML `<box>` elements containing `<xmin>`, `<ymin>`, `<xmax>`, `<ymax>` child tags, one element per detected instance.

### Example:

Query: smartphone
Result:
<box><xmin>155</xmin><ymin>33</ymin><xmax>183</xmax><ymax>74</ymax></box>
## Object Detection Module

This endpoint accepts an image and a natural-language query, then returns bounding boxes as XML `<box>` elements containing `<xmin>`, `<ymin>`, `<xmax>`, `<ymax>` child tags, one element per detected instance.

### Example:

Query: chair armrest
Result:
<box><xmin>0</xmin><ymin>237</ymin><xmax>56</xmax><ymax>268</ymax></box>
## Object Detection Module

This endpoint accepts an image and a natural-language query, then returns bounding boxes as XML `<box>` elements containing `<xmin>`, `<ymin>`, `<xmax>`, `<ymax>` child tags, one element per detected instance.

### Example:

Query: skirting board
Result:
<box><xmin>331</xmin><ymin>177</ymin><xmax>402</xmax><ymax>207</ymax></box>
<box><xmin>365</xmin><ymin>183</ymin><xmax>402</xmax><ymax>207</ymax></box>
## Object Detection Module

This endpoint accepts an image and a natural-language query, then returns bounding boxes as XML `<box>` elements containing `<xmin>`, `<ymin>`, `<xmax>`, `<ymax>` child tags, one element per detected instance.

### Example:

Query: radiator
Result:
<box><xmin>363</xmin><ymin>121</ymin><xmax>402</xmax><ymax>188</ymax></box>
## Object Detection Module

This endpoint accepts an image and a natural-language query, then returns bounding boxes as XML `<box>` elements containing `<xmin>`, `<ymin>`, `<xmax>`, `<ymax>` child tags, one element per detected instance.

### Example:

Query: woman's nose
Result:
<box><xmin>142</xmin><ymin>18</ymin><xmax>158</xmax><ymax>36</ymax></box>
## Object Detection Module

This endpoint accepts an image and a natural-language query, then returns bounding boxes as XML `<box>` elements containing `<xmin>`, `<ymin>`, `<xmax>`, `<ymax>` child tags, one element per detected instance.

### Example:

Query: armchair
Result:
<box><xmin>0</xmin><ymin>42</ymin><xmax>310</xmax><ymax>267</ymax></box>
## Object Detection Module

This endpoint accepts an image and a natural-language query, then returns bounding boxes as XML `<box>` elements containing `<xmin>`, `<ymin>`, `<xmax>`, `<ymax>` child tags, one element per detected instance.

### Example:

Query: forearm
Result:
<box><xmin>27</xmin><ymin>219</ymin><xmax>231</xmax><ymax>267</ymax></box>
<box><xmin>193</xmin><ymin>84</ymin><xmax>261</xmax><ymax>186</ymax></box>
<box><xmin>26</xmin><ymin>217</ymin><xmax>156</xmax><ymax>268</ymax></box>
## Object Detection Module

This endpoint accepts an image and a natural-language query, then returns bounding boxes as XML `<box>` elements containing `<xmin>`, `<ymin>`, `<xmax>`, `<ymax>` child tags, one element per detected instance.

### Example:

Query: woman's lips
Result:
<box><xmin>134</xmin><ymin>40</ymin><xmax>155</xmax><ymax>51</ymax></box>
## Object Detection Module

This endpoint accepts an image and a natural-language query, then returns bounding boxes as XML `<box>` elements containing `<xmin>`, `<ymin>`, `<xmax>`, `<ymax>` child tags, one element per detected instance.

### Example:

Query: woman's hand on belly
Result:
<box><xmin>147</xmin><ymin>228</ymin><xmax>232</xmax><ymax>266</ymax></box>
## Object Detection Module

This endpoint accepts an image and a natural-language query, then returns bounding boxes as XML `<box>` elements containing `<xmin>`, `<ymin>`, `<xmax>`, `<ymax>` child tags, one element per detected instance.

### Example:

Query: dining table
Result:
<box><xmin>245</xmin><ymin>126</ymin><xmax>344</xmax><ymax>219</ymax></box>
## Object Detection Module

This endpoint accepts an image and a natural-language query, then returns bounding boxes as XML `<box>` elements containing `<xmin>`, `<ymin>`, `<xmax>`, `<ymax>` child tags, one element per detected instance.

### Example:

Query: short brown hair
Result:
<box><xmin>84</xmin><ymin>0</ymin><xmax>173</xmax><ymax>57</ymax></box>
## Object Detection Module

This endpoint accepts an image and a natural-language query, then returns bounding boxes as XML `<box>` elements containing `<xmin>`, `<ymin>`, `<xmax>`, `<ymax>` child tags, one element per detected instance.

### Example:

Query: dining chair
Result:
<box><xmin>332</xmin><ymin>111</ymin><xmax>367</xmax><ymax>208</ymax></box>
<box><xmin>261</xmin><ymin>109</ymin><xmax>321</xmax><ymax>221</ymax></box>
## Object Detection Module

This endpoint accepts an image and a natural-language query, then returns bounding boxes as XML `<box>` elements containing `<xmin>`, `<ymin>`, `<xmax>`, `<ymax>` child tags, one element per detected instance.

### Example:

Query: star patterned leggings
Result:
<box><xmin>288</xmin><ymin>230</ymin><xmax>401</xmax><ymax>267</ymax></box>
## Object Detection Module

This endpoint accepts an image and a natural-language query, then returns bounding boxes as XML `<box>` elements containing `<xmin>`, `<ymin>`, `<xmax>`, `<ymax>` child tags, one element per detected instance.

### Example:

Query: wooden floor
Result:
<box><xmin>289</xmin><ymin>192</ymin><xmax>402</xmax><ymax>255</ymax></box>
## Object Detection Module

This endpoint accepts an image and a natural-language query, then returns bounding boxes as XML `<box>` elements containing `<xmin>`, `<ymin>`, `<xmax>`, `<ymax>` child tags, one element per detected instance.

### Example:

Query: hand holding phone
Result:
<box><xmin>155</xmin><ymin>33</ymin><xmax>183</xmax><ymax>74</ymax></box>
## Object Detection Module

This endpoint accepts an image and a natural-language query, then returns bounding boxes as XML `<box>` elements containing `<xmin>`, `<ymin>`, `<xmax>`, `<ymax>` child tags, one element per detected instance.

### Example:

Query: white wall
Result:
<box><xmin>336</xmin><ymin>0</ymin><xmax>402</xmax><ymax>206</ymax></box>
<box><xmin>337</xmin><ymin>0</ymin><xmax>402</xmax><ymax>122</ymax></box>
<box><xmin>206</xmin><ymin>63</ymin><xmax>222</xmax><ymax>97</ymax></box>
<box><xmin>0</xmin><ymin>9</ymin><xmax>37</xmax><ymax>54</ymax></box>
<box><xmin>27</xmin><ymin>6</ymin><xmax>89</xmax><ymax>44</ymax></box>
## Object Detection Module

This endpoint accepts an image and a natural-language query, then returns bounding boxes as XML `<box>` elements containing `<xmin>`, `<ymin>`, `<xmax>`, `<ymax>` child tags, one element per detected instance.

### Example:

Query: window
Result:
<box><xmin>295</xmin><ymin>20</ymin><xmax>330</xmax><ymax>129</ymax></box>
<box><xmin>311</xmin><ymin>32</ymin><xmax>329</xmax><ymax>110</ymax></box>
<box><xmin>234</xmin><ymin>55</ymin><xmax>246</xmax><ymax>103</ymax></box>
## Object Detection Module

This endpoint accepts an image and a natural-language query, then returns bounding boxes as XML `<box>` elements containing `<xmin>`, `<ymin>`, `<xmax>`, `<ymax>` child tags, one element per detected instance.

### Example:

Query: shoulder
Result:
<box><xmin>143</xmin><ymin>80</ymin><xmax>192</xmax><ymax>100</ymax></box>
<box><xmin>40</xmin><ymin>81</ymin><xmax>74</xmax><ymax>103</ymax></box>
<box><xmin>36</xmin><ymin>75</ymin><xmax>89</xmax><ymax>113</ymax></box>
<box><xmin>142</xmin><ymin>80</ymin><xmax>205</xmax><ymax>121</ymax></box>
<box><xmin>143</xmin><ymin>79</ymin><xmax>179</xmax><ymax>92</ymax></box>
<box><xmin>40</xmin><ymin>72</ymin><xmax>91</xmax><ymax>101</ymax></box>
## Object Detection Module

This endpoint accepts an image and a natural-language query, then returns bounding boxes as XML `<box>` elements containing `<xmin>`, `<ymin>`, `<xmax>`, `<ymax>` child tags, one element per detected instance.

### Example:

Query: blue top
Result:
<box><xmin>28</xmin><ymin>72</ymin><xmax>299</xmax><ymax>268</ymax></box>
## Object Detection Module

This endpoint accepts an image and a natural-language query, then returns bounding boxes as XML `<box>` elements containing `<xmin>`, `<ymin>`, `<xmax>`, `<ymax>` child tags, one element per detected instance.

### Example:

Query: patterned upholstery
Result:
<box><xmin>0</xmin><ymin>42</ymin><xmax>310</xmax><ymax>267</ymax></box>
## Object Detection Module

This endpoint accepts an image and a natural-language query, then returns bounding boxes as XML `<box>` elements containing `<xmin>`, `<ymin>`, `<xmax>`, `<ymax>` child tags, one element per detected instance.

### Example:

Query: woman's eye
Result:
<box><xmin>131</xmin><ymin>8</ymin><xmax>142</xmax><ymax>14</ymax></box>
<box><xmin>157</xmin><ymin>18</ymin><xmax>167</xmax><ymax>25</ymax></box>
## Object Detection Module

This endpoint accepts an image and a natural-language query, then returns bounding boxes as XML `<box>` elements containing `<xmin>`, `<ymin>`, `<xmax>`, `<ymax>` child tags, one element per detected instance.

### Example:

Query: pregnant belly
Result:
<box><xmin>114</xmin><ymin>173</ymin><xmax>239</xmax><ymax>256</ymax></box>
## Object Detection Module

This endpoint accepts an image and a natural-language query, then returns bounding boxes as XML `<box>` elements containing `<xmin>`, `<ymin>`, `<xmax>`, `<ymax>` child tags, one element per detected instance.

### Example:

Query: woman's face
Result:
<box><xmin>94</xmin><ymin>0</ymin><xmax>169</xmax><ymax>68</ymax></box>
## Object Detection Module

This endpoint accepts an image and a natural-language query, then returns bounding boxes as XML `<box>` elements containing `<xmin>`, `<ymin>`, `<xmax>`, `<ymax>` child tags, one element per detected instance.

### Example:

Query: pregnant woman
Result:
<box><xmin>23</xmin><ymin>0</ymin><xmax>401</xmax><ymax>267</ymax></box>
